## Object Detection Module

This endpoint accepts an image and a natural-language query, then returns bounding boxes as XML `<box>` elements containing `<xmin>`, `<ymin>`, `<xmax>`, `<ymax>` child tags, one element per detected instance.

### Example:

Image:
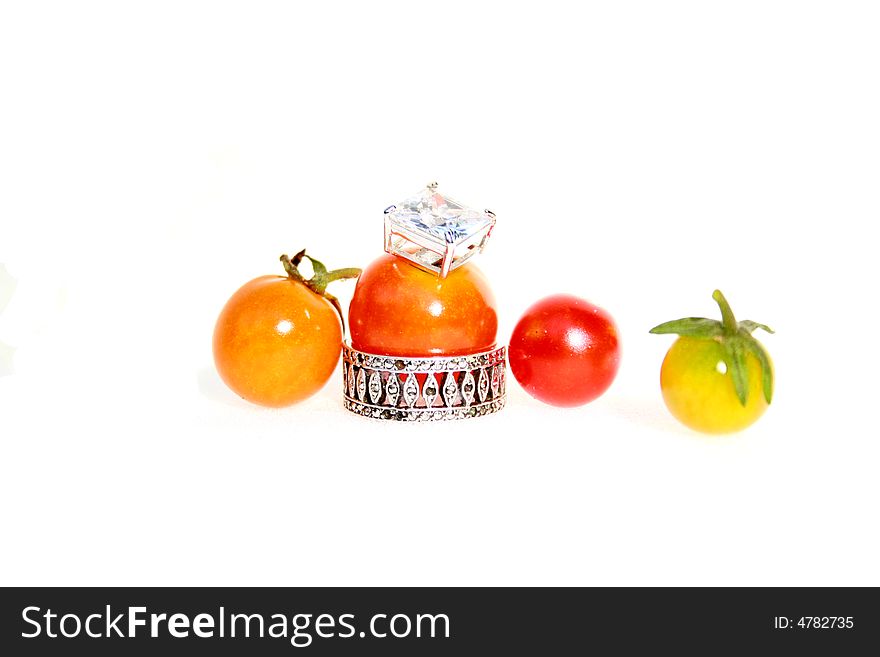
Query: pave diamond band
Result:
<box><xmin>343</xmin><ymin>397</ymin><xmax>507</xmax><ymax>422</ymax></box>
<box><xmin>342</xmin><ymin>343</ymin><xmax>507</xmax><ymax>421</ymax></box>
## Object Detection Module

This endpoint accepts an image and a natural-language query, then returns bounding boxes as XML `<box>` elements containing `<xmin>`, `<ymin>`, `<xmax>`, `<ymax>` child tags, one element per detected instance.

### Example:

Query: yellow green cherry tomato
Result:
<box><xmin>650</xmin><ymin>290</ymin><xmax>774</xmax><ymax>435</ymax></box>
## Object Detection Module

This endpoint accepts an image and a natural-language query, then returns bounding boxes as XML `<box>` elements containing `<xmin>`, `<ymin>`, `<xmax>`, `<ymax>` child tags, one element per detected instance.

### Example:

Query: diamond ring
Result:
<box><xmin>383</xmin><ymin>182</ymin><xmax>496</xmax><ymax>278</ymax></box>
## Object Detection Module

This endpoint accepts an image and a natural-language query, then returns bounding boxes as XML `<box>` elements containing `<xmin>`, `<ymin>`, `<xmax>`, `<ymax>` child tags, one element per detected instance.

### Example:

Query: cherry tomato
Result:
<box><xmin>508</xmin><ymin>294</ymin><xmax>621</xmax><ymax>407</ymax></box>
<box><xmin>650</xmin><ymin>290</ymin><xmax>774</xmax><ymax>434</ymax></box>
<box><xmin>213</xmin><ymin>251</ymin><xmax>360</xmax><ymax>407</ymax></box>
<box><xmin>348</xmin><ymin>254</ymin><xmax>498</xmax><ymax>356</ymax></box>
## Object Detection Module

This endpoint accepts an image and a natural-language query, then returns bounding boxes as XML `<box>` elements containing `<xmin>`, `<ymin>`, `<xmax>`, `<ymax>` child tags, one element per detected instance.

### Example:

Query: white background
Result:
<box><xmin>1</xmin><ymin>1</ymin><xmax>878</xmax><ymax>586</ymax></box>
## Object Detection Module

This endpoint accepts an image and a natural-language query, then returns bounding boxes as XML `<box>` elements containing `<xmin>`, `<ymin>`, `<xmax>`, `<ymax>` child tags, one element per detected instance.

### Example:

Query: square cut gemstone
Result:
<box><xmin>384</xmin><ymin>186</ymin><xmax>495</xmax><ymax>277</ymax></box>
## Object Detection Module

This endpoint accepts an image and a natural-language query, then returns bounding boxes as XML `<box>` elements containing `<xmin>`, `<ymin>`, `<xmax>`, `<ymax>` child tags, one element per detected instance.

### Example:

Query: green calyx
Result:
<box><xmin>280</xmin><ymin>249</ymin><xmax>361</xmax><ymax>331</ymax></box>
<box><xmin>649</xmin><ymin>290</ymin><xmax>775</xmax><ymax>407</ymax></box>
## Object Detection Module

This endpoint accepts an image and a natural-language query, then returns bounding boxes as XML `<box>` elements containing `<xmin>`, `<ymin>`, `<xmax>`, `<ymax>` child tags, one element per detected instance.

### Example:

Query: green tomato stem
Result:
<box><xmin>326</xmin><ymin>268</ymin><xmax>364</xmax><ymax>284</ymax></box>
<box><xmin>280</xmin><ymin>253</ymin><xmax>306</xmax><ymax>282</ymax></box>
<box><xmin>712</xmin><ymin>289</ymin><xmax>738</xmax><ymax>335</ymax></box>
<box><xmin>279</xmin><ymin>250</ymin><xmax>362</xmax><ymax>332</ymax></box>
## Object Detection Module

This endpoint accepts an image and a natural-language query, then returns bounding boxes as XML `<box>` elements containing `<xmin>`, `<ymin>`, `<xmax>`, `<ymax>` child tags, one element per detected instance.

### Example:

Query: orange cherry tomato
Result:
<box><xmin>348</xmin><ymin>254</ymin><xmax>498</xmax><ymax>356</ymax></box>
<box><xmin>213</xmin><ymin>251</ymin><xmax>360</xmax><ymax>407</ymax></box>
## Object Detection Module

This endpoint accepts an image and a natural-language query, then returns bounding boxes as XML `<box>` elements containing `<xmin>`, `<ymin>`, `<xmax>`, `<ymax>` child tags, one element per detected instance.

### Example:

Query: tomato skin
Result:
<box><xmin>348</xmin><ymin>254</ymin><xmax>498</xmax><ymax>356</ymax></box>
<box><xmin>508</xmin><ymin>294</ymin><xmax>621</xmax><ymax>407</ymax></box>
<box><xmin>660</xmin><ymin>336</ymin><xmax>771</xmax><ymax>434</ymax></box>
<box><xmin>213</xmin><ymin>275</ymin><xmax>342</xmax><ymax>407</ymax></box>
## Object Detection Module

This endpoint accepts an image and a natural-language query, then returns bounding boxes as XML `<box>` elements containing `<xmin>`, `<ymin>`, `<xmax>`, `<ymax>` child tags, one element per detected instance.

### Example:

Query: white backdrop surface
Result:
<box><xmin>1</xmin><ymin>1</ymin><xmax>878</xmax><ymax>586</ymax></box>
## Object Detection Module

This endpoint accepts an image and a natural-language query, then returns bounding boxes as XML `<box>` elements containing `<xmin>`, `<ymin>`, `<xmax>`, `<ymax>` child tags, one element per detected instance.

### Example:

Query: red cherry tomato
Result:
<box><xmin>508</xmin><ymin>294</ymin><xmax>621</xmax><ymax>407</ymax></box>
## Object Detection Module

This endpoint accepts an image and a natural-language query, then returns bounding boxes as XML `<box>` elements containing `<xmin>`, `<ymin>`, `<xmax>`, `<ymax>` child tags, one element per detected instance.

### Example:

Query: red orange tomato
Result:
<box><xmin>348</xmin><ymin>254</ymin><xmax>498</xmax><ymax>356</ymax></box>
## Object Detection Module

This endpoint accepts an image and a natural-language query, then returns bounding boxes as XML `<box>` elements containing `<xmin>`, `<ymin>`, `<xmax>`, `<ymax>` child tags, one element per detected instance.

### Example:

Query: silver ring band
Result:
<box><xmin>342</xmin><ymin>342</ymin><xmax>507</xmax><ymax>421</ymax></box>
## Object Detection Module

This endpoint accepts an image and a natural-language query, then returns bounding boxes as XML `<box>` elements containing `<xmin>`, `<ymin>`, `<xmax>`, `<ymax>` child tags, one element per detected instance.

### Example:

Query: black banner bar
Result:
<box><xmin>1</xmin><ymin>587</ymin><xmax>876</xmax><ymax>655</ymax></box>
